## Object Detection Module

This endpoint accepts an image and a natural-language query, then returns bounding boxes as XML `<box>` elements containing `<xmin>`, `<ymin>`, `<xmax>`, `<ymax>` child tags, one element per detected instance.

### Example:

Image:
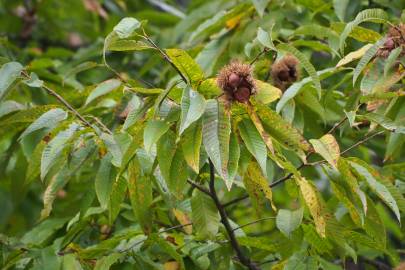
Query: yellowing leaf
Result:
<box><xmin>310</xmin><ymin>134</ymin><xmax>340</xmax><ymax>168</ymax></box>
<box><xmin>164</xmin><ymin>261</ymin><xmax>180</xmax><ymax>270</ymax></box>
<box><xmin>245</xmin><ymin>162</ymin><xmax>276</xmax><ymax>211</ymax></box>
<box><xmin>165</xmin><ymin>49</ymin><xmax>204</xmax><ymax>88</ymax></box>
<box><xmin>254</xmin><ymin>80</ymin><xmax>282</xmax><ymax>104</ymax></box>
<box><xmin>173</xmin><ymin>209</ymin><xmax>192</xmax><ymax>234</ymax></box>
<box><xmin>296</xmin><ymin>177</ymin><xmax>326</xmax><ymax>237</ymax></box>
<box><xmin>336</xmin><ymin>44</ymin><xmax>373</xmax><ymax>67</ymax></box>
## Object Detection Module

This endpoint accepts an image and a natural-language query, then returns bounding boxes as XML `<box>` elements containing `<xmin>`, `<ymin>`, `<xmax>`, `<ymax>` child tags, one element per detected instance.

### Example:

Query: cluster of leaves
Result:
<box><xmin>1</xmin><ymin>0</ymin><xmax>405</xmax><ymax>269</ymax></box>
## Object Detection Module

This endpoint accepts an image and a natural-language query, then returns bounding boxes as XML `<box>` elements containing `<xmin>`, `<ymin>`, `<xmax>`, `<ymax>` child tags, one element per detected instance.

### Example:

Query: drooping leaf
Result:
<box><xmin>310</xmin><ymin>134</ymin><xmax>340</xmax><ymax>169</ymax></box>
<box><xmin>181</xmin><ymin>120</ymin><xmax>202</xmax><ymax>173</ymax></box>
<box><xmin>244</xmin><ymin>161</ymin><xmax>276</xmax><ymax>211</ymax></box>
<box><xmin>348</xmin><ymin>160</ymin><xmax>401</xmax><ymax>223</ymax></box>
<box><xmin>41</xmin><ymin>123</ymin><xmax>79</xmax><ymax>180</ymax></box>
<box><xmin>108</xmin><ymin>176</ymin><xmax>127</xmax><ymax>225</ymax></box>
<box><xmin>191</xmin><ymin>190</ymin><xmax>220</xmax><ymax>239</ymax></box>
<box><xmin>238</xmin><ymin>118</ymin><xmax>267</xmax><ymax>175</ymax></box>
<box><xmin>276</xmin><ymin>208</ymin><xmax>304</xmax><ymax>238</ymax></box>
<box><xmin>202</xmin><ymin>99</ymin><xmax>231</xmax><ymax>188</ymax></box>
<box><xmin>179</xmin><ymin>86</ymin><xmax>206</xmax><ymax>135</ymax></box>
<box><xmin>95</xmin><ymin>154</ymin><xmax>114</xmax><ymax>209</ymax></box>
<box><xmin>296</xmin><ymin>176</ymin><xmax>326</xmax><ymax>237</ymax></box>
<box><xmin>143</xmin><ymin>120</ymin><xmax>170</xmax><ymax>154</ymax></box>
<box><xmin>0</xmin><ymin>62</ymin><xmax>23</xmax><ymax>101</ymax></box>
<box><xmin>128</xmin><ymin>158</ymin><xmax>152</xmax><ymax>234</ymax></box>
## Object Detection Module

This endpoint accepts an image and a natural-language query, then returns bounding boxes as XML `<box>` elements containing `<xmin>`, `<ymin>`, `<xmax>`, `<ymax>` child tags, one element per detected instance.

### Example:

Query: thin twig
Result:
<box><xmin>118</xmin><ymin>223</ymin><xmax>193</xmax><ymax>254</ymax></box>
<box><xmin>232</xmin><ymin>216</ymin><xmax>275</xmax><ymax>231</ymax></box>
<box><xmin>250</xmin><ymin>48</ymin><xmax>270</xmax><ymax>65</ymax></box>
<box><xmin>21</xmin><ymin>71</ymin><xmax>108</xmax><ymax>134</ymax></box>
<box><xmin>208</xmin><ymin>160</ymin><xmax>260</xmax><ymax>270</ymax></box>
<box><xmin>141</xmin><ymin>29</ymin><xmax>188</xmax><ymax>83</ymax></box>
<box><xmin>341</xmin><ymin>130</ymin><xmax>384</xmax><ymax>155</ymax></box>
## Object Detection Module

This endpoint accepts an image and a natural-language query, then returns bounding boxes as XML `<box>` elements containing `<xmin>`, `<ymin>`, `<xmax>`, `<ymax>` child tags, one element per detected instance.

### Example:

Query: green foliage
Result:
<box><xmin>0</xmin><ymin>0</ymin><xmax>404</xmax><ymax>269</ymax></box>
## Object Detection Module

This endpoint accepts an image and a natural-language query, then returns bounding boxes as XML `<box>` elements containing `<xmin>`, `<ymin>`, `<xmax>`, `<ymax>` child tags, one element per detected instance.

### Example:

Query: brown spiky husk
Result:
<box><xmin>216</xmin><ymin>60</ymin><xmax>256</xmax><ymax>103</ymax></box>
<box><xmin>376</xmin><ymin>23</ymin><xmax>405</xmax><ymax>58</ymax></box>
<box><xmin>270</xmin><ymin>55</ymin><xmax>300</xmax><ymax>91</ymax></box>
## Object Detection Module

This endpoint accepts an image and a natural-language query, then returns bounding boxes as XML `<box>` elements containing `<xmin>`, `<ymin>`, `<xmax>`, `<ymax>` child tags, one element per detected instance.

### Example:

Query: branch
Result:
<box><xmin>187</xmin><ymin>179</ymin><xmax>211</xmax><ymax>196</ymax></box>
<box><xmin>21</xmin><ymin>71</ymin><xmax>112</xmax><ymax>134</ymax></box>
<box><xmin>208</xmin><ymin>160</ymin><xmax>260</xmax><ymax>270</ymax></box>
<box><xmin>250</xmin><ymin>48</ymin><xmax>270</xmax><ymax>65</ymax></box>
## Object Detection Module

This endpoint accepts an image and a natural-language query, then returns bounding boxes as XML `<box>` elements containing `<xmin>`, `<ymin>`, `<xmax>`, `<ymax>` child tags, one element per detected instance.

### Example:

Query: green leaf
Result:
<box><xmin>143</xmin><ymin>120</ymin><xmax>170</xmax><ymax>154</ymax></box>
<box><xmin>238</xmin><ymin>118</ymin><xmax>267</xmax><ymax>175</ymax></box>
<box><xmin>113</xmin><ymin>17</ymin><xmax>141</xmax><ymax>38</ymax></box>
<box><xmin>353</xmin><ymin>38</ymin><xmax>385</xmax><ymax>85</ymax></box>
<box><xmin>19</xmin><ymin>108</ymin><xmax>67</xmax><ymax>140</ymax></box>
<box><xmin>276</xmin><ymin>208</ymin><xmax>304</xmax><ymax>238</ymax></box>
<box><xmin>276</xmin><ymin>68</ymin><xmax>339</xmax><ymax>112</ymax></box>
<box><xmin>128</xmin><ymin>159</ymin><xmax>153</xmax><ymax>234</ymax></box>
<box><xmin>333</xmin><ymin>0</ymin><xmax>349</xmax><ymax>21</ymax></box>
<box><xmin>101</xmin><ymin>132</ymin><xmax>132</xmax><ymax>167</ymax></box>
<box><xmin>202</xmin><ymin>100</ymin><xmax>231</xmax><ymax>188</ymax></box>
<box><xmin>108</xmin><ymin>176</ymin><xmax>127</xmax><ymax>225</ymax></box>
<box><xmin>21</xmin><ymin>218</ymin><xmax>68</xmax><ymax>245</ymax></box>
<box><xmin>257</xmin><ymin>26</ymin><xmax>275</xmax><ymax>50</ymax></box>
<box><xmin>348</xmin><ymin>160</ymin><xmax>401</xmax><ymax>223</ymax></box>
<box><xmin>0</xmin><ymin>100</ymin><xmax>25</xmax><ymax>118</ymax></box>
<box><xmin>165</xmin><ymin>49</ymin><xmax>204</xmax><ymax>88</ymax></box>
<box><xmin>168</xmin><ymin>147</ymin><xmax>188</xmax><ymax>198</ymax></box>
<box><xmin>122</xmin><ymin>96</ymin><xmax>154</xmax><ymax>131</ymax></box>
<box><xmin>94</xmin><ymin>253</ymin><xmax>124</xmax><ymax>270</ymax></box>
<box><xmin>277</xmin><ymin>43</ymin><xmax>321</xmax><ymax>96</ymax></box>
<box><xmin>339</xmin><ymin>8</ymin><xmax>388</xmax><ymax>53</ymax></box>
<box><xmin>251</xmin><ymin>0</ymin><xmax>270</xmax><ymax>17</ymax></box>
<box><xmin>0</xmin><ymin>62</ymin><xmax>23</xmax><ymax>101</ymax></box>
<box><xmin>23</xmin><ymin>72</ymin><xmax>43</xmax><ymax>88</ymax></box>
<box><xmin>310</xmin><ymin>134</ymin><xmax>340</xmax><ymax>169</ymax></box>
<box><xmin>85</xmin><ymin>79</ymin><xmax>121</xmax><ymax>106</ymax></box>
<box><xmin>107</xmin><ymin>40</ymin><xmax>151</xmax><ymax>51</ymax></box>
<box><xmin>191</xmin><ymin>190</ymin><xmax>220</xmax><ymax>239</ymax></box>
<box><xmin>360</xmin><ymin>113</ymin><xmax>405</xmax><ymax>134</ymax></box>
<box><xmin>181</xmin><ymin>120</ymin><xmax>202</xmax><ymax>173</ymax></box>
<box><xmin>41</xmin><ymin>123</ymin><xmax>79</xmax><ymax>180</ymax></box>
<box><xmin>179</xmin><ymin>86</ymin><xmax>206</xmax><ymax>135</ymax></box>
<box><xmin>95</xmin><ymin>154</ymin><xmax>114</xmax><ymax>209</ymax></box>
<box><xmin>284</xmin><ymin>251</ymin><xmax>318</xmax><ymax>270</ymax></box>
<box><xmin>254</xmin><ymin>80</ymin><xmax>282</xmax><ymax>104</ymax></box>
<box><xmin>384</xmin><ymin>47</ymin><xmax>402</xmax><ymax>76</ymax></box>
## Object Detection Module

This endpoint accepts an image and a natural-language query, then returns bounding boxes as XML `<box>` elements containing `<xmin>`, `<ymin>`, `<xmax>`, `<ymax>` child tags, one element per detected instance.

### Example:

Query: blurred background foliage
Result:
<box><xmin>0</xmin><ymin>0</ymin><xmax>404</xmax><ymax>269</ymax></box>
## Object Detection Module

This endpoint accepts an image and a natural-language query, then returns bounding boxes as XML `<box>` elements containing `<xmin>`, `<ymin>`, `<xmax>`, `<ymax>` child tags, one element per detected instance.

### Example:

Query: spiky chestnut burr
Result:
<box><xmin>270</xmin><ymin>55</ymin><xmax>300</xmax><ymax>91</ymax></box>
